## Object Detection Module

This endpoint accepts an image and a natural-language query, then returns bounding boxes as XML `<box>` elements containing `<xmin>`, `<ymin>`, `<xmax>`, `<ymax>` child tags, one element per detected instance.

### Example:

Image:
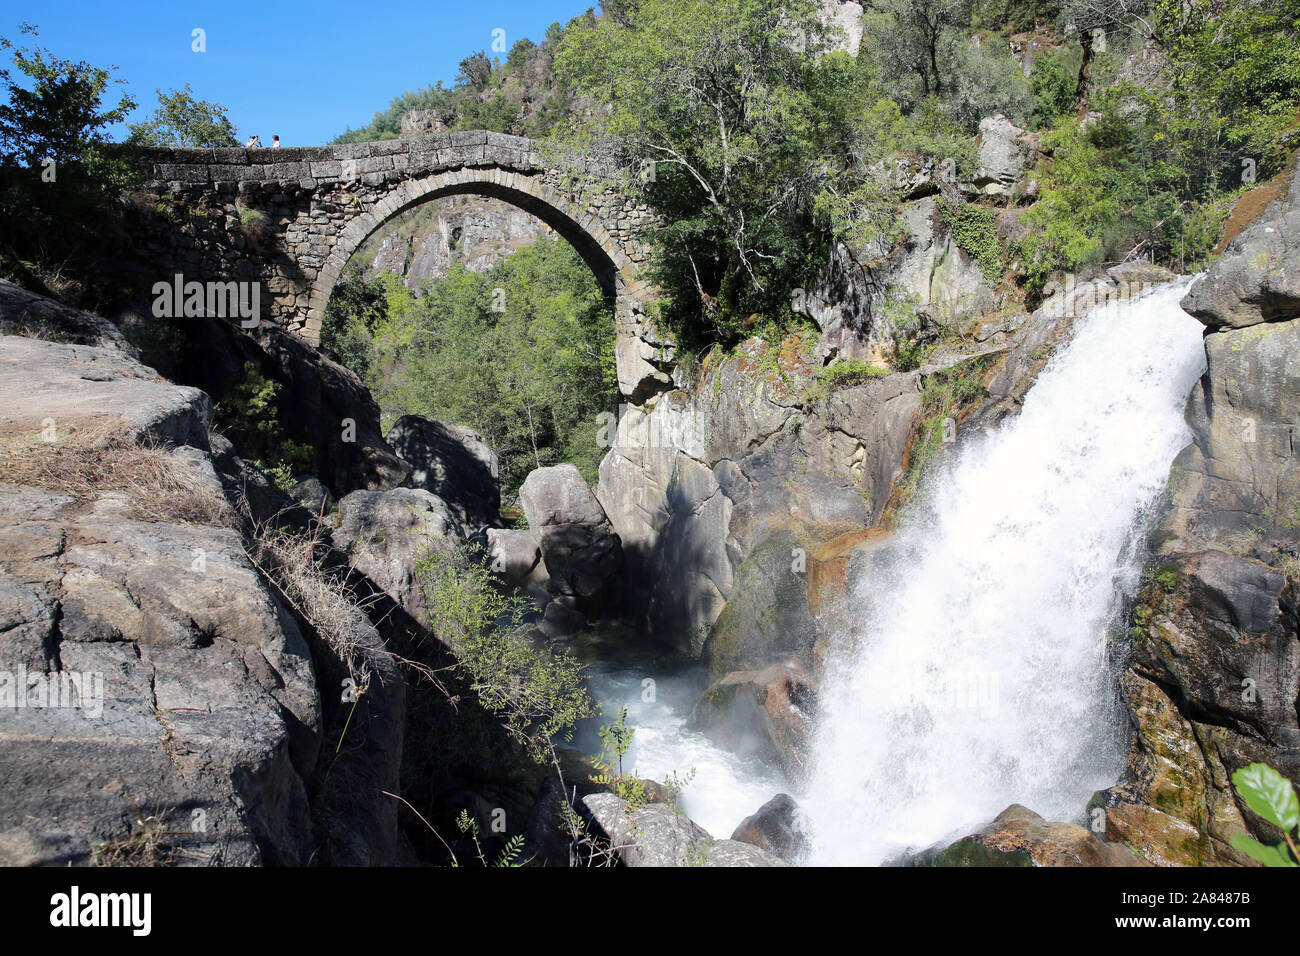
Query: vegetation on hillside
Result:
<box><xmin>1016</xmin><ymin>0</ymin><xmax>1300</xmax><ymax>290</ymax></box>
<box><xmin>547</xmin><ymin>0</ymin><xmax>1300</xmax><ymax>340</ymax></box>
<box><xmin>331</xmin><ymin>15</ymin><xmax>593</xmax><ymax>143</ymax></box>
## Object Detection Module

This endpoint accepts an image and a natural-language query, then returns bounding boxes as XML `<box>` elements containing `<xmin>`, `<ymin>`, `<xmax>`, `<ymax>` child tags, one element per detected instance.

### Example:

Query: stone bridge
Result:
<box><xmin>128</xmin><ymin>131</ymin><xmax>676</xmax><ymax>402</ymax></box>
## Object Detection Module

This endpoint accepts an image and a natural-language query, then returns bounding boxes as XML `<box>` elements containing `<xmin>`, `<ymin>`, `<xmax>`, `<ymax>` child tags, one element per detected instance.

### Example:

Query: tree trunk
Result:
<box><xmin>929</xmin><ymin>33</ymin><xmax>942</xmax><ymax>97</ymax></box>
<box><xmin>1074</xmin><ymin>31</ymin><xmax>1096</xmax><ymax>114</ymax></box>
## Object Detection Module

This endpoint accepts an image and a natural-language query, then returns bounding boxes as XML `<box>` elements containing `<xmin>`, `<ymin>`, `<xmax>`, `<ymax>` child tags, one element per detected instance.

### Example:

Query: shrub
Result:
<box><xmin>939</xmin><ymin>199</ymin><xmax>1004</xmax><ymax>281</ymax></box>
<box><xmin>803</xmin><ymin>358</ymin><xmax>890</xmax><ymax>407</ymax></box>
<box><xmin>1028</xmin><ymin>43</ymin><xmax>1081</xmax><ymax>130</ymax></box>
<box><xmin>414</xmin><ymin>543</ymin><xmax>592</xmax><ymax>760</ymax></box>
<box><xmin>214</xmin><ymin>362</ymin><xmax>313</xmax><ymax>486</ymax></box>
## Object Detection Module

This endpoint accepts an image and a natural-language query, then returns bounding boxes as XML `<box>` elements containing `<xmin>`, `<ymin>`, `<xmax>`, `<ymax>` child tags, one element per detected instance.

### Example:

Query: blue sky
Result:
<box><xmin>6</xmin><ymin>1</ymin><xmax>593</xmax><ymax>145</ymax></box>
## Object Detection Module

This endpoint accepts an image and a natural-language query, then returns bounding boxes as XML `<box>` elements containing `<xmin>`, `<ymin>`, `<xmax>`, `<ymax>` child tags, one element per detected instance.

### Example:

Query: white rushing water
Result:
<box><xmin>803</xmin><ymin>277</ymin><xmax>1207</xmax><ymax>865</ymax></box>
<box><xmin>577</xmin><ymin>663</ymin><xmax>789</xmax><ymax>838</ymax></box>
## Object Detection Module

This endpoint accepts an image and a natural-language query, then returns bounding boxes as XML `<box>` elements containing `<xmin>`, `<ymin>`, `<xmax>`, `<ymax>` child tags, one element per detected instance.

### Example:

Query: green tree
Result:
<box><xmin>456</xmin><ymin>51</ymin><xmax>493</xmax><ymax>93</ymax></box>
<box><xmin>555</xmin><ymin>0</ymin><xmax>861</xmax><ymax>342</ymax></box>
<box><xmin>126</xmin><ymin>84</ymin><xmax>238</xmax><ymax>148</ymax></box>
<box><xmin>325</xmin><ymin>236</ymin><xmax>617</xmax><ymax>493</ymax></box>
<box><xmin>1059</xmin><ymin>0</ymin><xmax>1150</xmax><ymax>111</ymax></box>
<box><xmin>0</xmin><ymin>23</ymin><xmax>134</xmax><ymax>169</ymax></box>
<box><xmin>0</xmin><ymin>23</ymin><xmax>139</xmax><ymax>291</ymax></box>
<box><xmin>506</xmin><ymin>38</ymin><xmax>538</xmax><ymax>73</ymax></box>
<box><xmin>863</xmin><ymin>0</ymin><xmax>974</xmax><ymax>101</ymax></box>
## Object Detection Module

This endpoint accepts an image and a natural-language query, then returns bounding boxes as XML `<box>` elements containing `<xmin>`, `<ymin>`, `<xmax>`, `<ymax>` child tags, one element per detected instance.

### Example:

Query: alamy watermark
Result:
<box><xmin>901</xmin><ymin>666</ymin><xmax>1000</xmax><ymax>720</ymax></box>
<box><xmin>0</xmin><ymin>667</ymin><xmax>103</xmax><ymax>718</ymax></box>
<box><xmin>152</xmin><ymin>274</ymin><xmax>260</xmax><ymax>327</ymax></box>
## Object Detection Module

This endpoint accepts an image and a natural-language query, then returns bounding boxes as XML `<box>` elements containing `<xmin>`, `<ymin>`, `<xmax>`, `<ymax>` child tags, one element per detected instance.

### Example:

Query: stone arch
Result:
<box><xmin>121</xmin><ymin>132</ymin><xmax>674</xmax><ymax>402</ymax></box>
<box><xmin>307</xmin><ymin>167</ymin><xmax>631</xmax><ymax>344</ymax></box>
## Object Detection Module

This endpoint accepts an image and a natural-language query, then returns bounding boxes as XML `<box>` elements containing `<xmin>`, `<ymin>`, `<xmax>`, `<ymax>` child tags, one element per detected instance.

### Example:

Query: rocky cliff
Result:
<box><xmin>0</xmin><ymin>288</ymin><xmax>329</xmax><ymax>864</ymax></box>
<box><xmin>1091</xmin><ymin>160</ymin><xmax>1300</xmax><ymax>866</ymax></box>
<box><xmin>356</xmin><ymin>195</ymin><xmax>553</xmax><ymax>288</ymax></box>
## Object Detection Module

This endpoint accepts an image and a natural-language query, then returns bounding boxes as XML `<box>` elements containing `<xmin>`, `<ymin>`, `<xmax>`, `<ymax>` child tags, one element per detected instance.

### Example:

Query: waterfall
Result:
<box><xmin>803</xmin><ymin>277</ymin><xmax>1208</xmax><ymax>866</ymax></box>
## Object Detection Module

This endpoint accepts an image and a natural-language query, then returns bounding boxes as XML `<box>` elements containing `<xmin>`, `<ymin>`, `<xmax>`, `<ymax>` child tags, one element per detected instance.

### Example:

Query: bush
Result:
<box><xmin>939</xmin><ymin>200</ymin><xmax>1004</xmax><ymax>281</ymax></box>
<box><xmin>1230</xmin><ymin>763</ymin><xmax>1300</xmax><ymax>867</ymax></box>
<box><xmin>214</xmin><ymin>362</ymin><xmax>313</xmax><ymax>486</ymax></box>
<box><xmin>1028</xmin><ymin>44</ymin><xmax>1081</xmax><ymax>129</ymax></box>
<box><xmin>802</xmin><ymin>357</ymin><xmax>890</xmax><ymax>407</ymax></box>
<box><xmin>414</xmin><ymin>543</ymin><xmax>592</xmax><ymax>760</ymax></box>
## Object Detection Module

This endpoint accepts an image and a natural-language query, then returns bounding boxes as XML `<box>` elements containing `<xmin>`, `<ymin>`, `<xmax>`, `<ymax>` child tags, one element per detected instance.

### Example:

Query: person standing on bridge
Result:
<box><xmin>245</xmin><ymin>135</ymin><xmax>262</xmax><ymax>148</ymax></box>
<box><xmin>272</xmin><ymin>135</ymin><xmax>280</xmax><ymax>149</ymax></box>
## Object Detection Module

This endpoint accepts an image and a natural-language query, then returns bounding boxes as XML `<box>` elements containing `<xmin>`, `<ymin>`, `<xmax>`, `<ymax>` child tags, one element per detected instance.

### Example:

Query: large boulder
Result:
<box><xmin>0</xmin><ymin>334</ymin><xmax>211</xmax><ymax>449</ymax></box>
<box><xmin>0</xmin><ymin>278</ymin><xmax>137</xmax><ymax>351</ymax></box>
<box><xmin>731</xmin><ymin>793</ymin><xmax>810</xmax><ymax>863</ymax></box>
<box><xmin>818</xmin><ymin>0</ymin><xmax>864</xmax><ymax>55</ymax></box>
<box><xmin>485</xmin><ymin>527</ymin><xmax>550</xmax><ymax>607</ymax></box>
<box><xmin>386</xmin><ymin>415</ymin><xmax>500</xmax><ymax>529</ymax></box>
<box><xmin>519</xmin><ymin>464</ymin><xmax>622</xmax><ymax>612</ymax></box>
<box><xmin>702</xmin><ymin>529</ymin><xmax>820</xmax><ymax>678</ymax></box>
<box><xmin>690</xmin><ymin>661</ymin><xmax>813</xmax><ymax>780</ymax></box>
<box><xmin>1099</xmin><ymin>551</ymin><xmax>1297</xmax><ymax>866</ymax></box>
<box><xmin>914</xmin><ymin>805</ymin><xmax>1149</xmax><ymax>867</ymax></box>
<box><xmin>0</xmin><ymin>290</ymin><xmax>406</xmax><ymax>867</ymax></box>
<box><xmin>803</xmin><ymin>209</ymin><xmax>997</xmax><ymax>364</ymax></box>
<box><xmin>579</xmin><ymin>792</ymin><xmax>785</xmax><ymax>867</ymax></box>
<box><xmin>597</xmin><ymin>342</ymin><xmax>921</xmax><ymax>654</ymax></box>
<box><xmin>1159</xmin><ymin>315</ymin><xmax>1300</xmax><ymax>546</ymax></box>
<box><xmin>1090</xmin><ymin>672</ymin><xmax>1257</xmax><ymax>867</ymax></box>
<box><xmin>644</xmin><ymin>452</ymin><xmax>735</xmax><ymax>654</ymax></box>
<box><xmin>329</xmin><ymin>487</ymin><xmax>464</xmax><ymax>620</ymax></box>
<box><xmin>969</xmin><ymin>114</ymin><xmax>1037</xmax><ymax>199</ymax></box>
<box><xmin>1181</xmin><ymin>161</ymin><xmax>1300</xmax><ymax>328</ymax></box>
<box><xmin>0</xmin><ymin>480</ymin><xmax>322</xmax><ymax>866</ymax></box>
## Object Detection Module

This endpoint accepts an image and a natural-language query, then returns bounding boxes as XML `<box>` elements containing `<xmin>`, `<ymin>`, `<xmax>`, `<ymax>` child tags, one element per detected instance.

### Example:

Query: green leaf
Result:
<box><xmin>1232</xmin><ymin>762</ymin><xmax>1300</xmax><ymax>831</ymax></box>
<box><xmin>1229</xmin><ymin>833</ymin><xmax>1298</xmax><ymax>867</ymax></box>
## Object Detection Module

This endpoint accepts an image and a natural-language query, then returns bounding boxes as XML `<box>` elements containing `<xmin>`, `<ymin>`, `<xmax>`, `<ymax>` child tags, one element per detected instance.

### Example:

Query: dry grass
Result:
<box><xmin>1273</xmin><ymin>550</ymin><xmax>1300</xmax><ymax>581</ymax></box>
<box><xmin>90</xmin><ymin>812</ymin><xmax>178</xmax><ymax>867</ymax></box>
<box><xmin>242</xmin><ymin>506</ymin><xmax>449</xmax><ymax>694</ymax></box>
<box><xmin>89</xmin><ymin>792</ymin><xmax>194</xmax><ymax>867</ymax></box>
<box><xmin>244</xmin><ymin>511</ymin><xmax>375</xmax><ymax>685</ymax></box>
<box><xmin>0</xmin><ymin>416</ymin><xmax>234</xmax><ymax>526</ymax></box>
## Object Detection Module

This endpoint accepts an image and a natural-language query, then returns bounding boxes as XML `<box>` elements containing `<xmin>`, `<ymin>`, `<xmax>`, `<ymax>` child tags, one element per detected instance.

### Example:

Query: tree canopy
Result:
<box><xmin>323</xmin><ymin>236</ymin><xmax>617</xmax><ymax>493</ymax></box>
<box><xmin>126</xmin><ymin>84</ymin><xmax>238</xmax><ymax>148</ymax></box>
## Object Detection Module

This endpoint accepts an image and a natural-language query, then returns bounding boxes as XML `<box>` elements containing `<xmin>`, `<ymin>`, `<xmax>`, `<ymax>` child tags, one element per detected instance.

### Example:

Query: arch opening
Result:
<box><xmin>308</xmin><ymin>171</ymin><xmax>626</xmax><ymax>343</ymax></box>
<box><xmin>318</xmin><ymin>182</ymin><xmax>623</xmax><ymax>498</ymax></box>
